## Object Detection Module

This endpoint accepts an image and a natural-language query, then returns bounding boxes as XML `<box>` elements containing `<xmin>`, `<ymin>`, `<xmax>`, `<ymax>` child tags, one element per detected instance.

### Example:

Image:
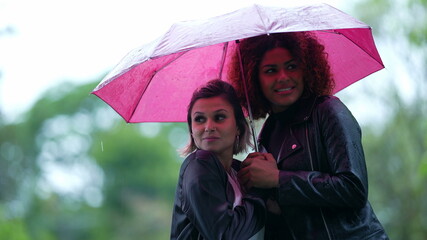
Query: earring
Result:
<box><xmin>234</xmin><ymin>135</ymin><xmax>240</xmax><ymax>152</ymax></box>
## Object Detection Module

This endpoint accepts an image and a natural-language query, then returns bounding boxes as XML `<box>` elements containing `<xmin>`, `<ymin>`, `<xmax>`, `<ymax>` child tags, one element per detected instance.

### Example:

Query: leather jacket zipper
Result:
<box><xmin>305</xmin><ymin>123</ymin><xmax>332</xmax><ymax>240</ymax></box>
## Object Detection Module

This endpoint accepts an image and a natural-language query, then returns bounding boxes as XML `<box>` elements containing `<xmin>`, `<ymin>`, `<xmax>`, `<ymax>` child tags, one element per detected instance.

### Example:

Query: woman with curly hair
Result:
<box><xmin>229</xmin><ymin>32</ymin><xmax>388</xmax><ymax>239</ymax></box>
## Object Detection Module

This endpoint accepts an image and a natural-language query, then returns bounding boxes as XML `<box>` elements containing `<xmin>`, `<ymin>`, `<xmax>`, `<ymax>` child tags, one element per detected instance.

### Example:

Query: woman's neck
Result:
<box><xmin>216</xmin><ymin>152</ymin><xmax>233</xmax><ymax>173</ymax></box>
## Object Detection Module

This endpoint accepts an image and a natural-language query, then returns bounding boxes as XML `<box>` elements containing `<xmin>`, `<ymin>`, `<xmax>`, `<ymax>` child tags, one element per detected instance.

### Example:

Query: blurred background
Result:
<box><xmin>0</xmin><ymin>0</ymin><xmax>426</xmax><ymax>239</ymax></box>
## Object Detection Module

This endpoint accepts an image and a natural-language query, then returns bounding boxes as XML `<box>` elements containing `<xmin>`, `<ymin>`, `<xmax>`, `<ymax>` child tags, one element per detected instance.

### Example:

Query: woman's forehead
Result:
<box><xmin>192</xmin><ymin>96</ymin><xmax>234</xmax><ymax>114</ymax></box>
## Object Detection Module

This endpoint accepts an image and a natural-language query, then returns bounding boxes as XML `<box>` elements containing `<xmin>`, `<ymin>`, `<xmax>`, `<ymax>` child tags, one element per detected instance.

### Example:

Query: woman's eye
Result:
<box><xmin>287</xmin><ymin>63</ymin><xmax>298</xmax><ymax>70</ymax></box>
<box><xmin>194</xmin><ymin>116</ymin><xmax>205</xmax><ymax>123</ymax></box>
<box><xmin>264</xmin><ymin>68</ymin><xmax>276</xmax><ymax>74</ymax></box>
<box><xmin>215</xmin><ymin>114</ymin><xmax>226</xmax><ymax>121</ymax></box>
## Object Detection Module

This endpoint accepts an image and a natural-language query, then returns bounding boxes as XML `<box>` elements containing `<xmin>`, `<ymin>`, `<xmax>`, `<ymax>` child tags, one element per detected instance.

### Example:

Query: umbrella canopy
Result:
<box><xmin>92</xmin><ymin>3</ymin><xmax>384</xmax><ymax>123</ymax></box>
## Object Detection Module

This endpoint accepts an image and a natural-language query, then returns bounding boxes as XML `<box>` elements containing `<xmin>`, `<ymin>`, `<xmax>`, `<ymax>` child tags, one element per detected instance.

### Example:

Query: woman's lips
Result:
<box><xmin>203</xmin><ymin>136</ymin><xmax>220</xmax><ymax>141</ymax></box>
<box><xmin>275</xmin><ymin>86</ymin><xmax>294</xmax><ymax>94</ymax></box>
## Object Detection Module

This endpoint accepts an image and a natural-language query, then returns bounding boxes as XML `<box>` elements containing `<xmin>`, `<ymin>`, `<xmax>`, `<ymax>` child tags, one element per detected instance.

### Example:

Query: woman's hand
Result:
<box><xmin>238</xmin><ymin>152</ymin><xmax>279</xmax><ymax>189</ymax></box>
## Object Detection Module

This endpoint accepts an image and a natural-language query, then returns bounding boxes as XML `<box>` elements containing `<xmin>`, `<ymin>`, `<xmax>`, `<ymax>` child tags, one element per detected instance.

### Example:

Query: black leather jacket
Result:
<box><xmin>259</xmin><ymin>95</ymin><xmax>388</xmax><ymax>240</ymax></box>
<box><xmin>170</xmin><ymin>150</ymin><xmax>266</xmax><ymax>240</ymax></box>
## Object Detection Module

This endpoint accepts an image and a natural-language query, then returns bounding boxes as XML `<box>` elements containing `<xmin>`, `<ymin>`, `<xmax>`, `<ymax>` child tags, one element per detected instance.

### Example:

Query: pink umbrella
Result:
<box><xmin>92</xmin><ymin>3</ymin><xmax>384</xmax><ymax>123</ymax></box>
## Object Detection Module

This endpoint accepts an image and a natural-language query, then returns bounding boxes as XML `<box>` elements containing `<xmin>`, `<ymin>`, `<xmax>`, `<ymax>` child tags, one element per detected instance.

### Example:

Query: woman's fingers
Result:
<box><xmin>241</xmin><ymin>152</ymin><xmax>266</xmax><ymax>167</ymax></box>
<box><xmin>239</xmin><ymin>152</ymin><xmax>279</xmax><ymax>188</ymax></box>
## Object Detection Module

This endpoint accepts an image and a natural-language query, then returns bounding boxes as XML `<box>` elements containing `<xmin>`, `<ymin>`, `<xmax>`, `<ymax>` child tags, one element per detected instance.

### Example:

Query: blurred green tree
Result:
<box><xmin>0</xmin><ymin>79</ymin><xmax>187</xmax><ymax>240</ymax></box>
<box><xmin>0</xmin><ymin>209</ymin><xmax>30</xmax><ymax>240</ymax></box>
<box><xmin>347</xmin><ymin>0</ymin><xmax>427</xmax><ymax>239</ymax></box>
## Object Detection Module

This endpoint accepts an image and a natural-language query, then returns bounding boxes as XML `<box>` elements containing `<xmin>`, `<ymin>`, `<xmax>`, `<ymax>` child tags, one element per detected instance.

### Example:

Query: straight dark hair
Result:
<box><xmin>180</xmin><ymin>79</ymin><xmax>252</xmax><ymax>156</ymax></box>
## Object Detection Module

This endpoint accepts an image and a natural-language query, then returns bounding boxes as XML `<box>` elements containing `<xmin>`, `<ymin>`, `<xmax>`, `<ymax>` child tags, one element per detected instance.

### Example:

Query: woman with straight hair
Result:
<box><xmin>170</xmin><ymin>79</ymin><xmax>266</xmax><ymax>240</ymax></box>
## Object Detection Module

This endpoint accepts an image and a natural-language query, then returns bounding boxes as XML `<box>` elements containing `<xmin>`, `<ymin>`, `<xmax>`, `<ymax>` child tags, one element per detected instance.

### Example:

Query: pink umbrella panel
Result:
<box><xmin>92</xmin><ymin>3</ymin><xmax>384</xmax><ymax>123</ymax></box>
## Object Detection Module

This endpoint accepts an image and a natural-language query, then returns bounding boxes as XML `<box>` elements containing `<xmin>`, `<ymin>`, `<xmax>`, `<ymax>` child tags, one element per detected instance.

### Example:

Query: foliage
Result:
<box><xmin>349</xmin><ymin>0</ymin><xmax>427</xmax><ymax>239</ymax></box>
<box><xmin>0</xmin><ymin>80</ymin><xmax>186</xmax><ymax>239</ymax></box>
<box><xmin>0</xmin><ymin>209</ymin><xmax>31</xmax><ymax>240</ymax></box>
<box><xmin>362</xmin><ymin>90</ymin><xmax>427</xmax><ymax>239</ymax></box>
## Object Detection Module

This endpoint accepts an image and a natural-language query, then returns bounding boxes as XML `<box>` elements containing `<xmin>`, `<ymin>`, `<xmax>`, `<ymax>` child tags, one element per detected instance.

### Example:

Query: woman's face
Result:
<box><xmin>258</xmin><ymin>47</ymin><xmax>304</xmax><ymax>113</ymax></box>
<box><xmin>191</xmin><ymin>96</ymin><xmax>239</xmax><ymax>158</ymax></box>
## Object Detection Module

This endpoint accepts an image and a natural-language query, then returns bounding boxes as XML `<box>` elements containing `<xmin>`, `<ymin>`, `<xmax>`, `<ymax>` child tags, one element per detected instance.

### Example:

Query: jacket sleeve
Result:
<box><xmin>181</xmin><ymin>150</ymin><xmax>266</xmax><ymax>240</ymax></box>
<box><xmin>277</xmin><ymin>97</ymin><xmax>368</xmax><ymax>208</ymax></box>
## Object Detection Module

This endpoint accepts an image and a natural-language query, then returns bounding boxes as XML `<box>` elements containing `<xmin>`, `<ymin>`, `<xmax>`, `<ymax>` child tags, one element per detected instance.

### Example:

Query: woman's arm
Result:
<box><xmin>277</xmin><ymin>97</ymin><xmax>368</xmax><ymax>208</ymax></box>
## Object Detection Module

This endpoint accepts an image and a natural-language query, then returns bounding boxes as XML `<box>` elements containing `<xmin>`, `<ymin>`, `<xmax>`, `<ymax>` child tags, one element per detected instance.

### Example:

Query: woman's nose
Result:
<box><xmin>204</xmin><ymin>119</ymin><xmax>216</xmax><ymax>132</ymax></box>
<box><xmin>278</xmin><ymin>69</ymin><xmax>289</xmax><ymax>82</ymax></box>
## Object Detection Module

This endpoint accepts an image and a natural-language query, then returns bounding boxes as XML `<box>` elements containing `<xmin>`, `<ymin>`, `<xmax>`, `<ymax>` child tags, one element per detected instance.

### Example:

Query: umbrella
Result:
<box><xmin>92</xmin><ymin>3</ymin><xmax>384</xmax><ymax>124</ymax></box>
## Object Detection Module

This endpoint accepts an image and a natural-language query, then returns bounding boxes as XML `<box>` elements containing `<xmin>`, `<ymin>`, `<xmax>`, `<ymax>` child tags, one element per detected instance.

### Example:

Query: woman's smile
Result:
<box><xmin>274</xmin><ymin>85</ymin><xmax>296</xmax><ymax>94</ymax></box>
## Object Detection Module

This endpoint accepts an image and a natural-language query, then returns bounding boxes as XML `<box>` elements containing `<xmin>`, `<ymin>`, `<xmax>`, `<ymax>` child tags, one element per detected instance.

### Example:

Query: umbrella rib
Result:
<box><xmin>236</xmin><ymin>40</ymin><xmax>259</xmax><ymax>152</ymax></box>
<box><xmin>129</xmin><ymin>51</ymin><xmax>187</xmax><ymax>121</ymax></box>
<box><xmin>218</xmin><ymin>42</ymin><xmax>228</xmax><ymax>80</ymax></box>
<box><xmin>254</xmin><ymin>4</ymin><xmax>269</xmax><ymax>34</ymax></box>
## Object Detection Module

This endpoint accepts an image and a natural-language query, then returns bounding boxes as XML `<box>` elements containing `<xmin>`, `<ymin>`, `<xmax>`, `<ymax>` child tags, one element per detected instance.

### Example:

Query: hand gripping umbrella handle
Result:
<box><xmin>236</xmin><ymin>40</ymin><xmax>259</xmax><ymax>152</ymax></box>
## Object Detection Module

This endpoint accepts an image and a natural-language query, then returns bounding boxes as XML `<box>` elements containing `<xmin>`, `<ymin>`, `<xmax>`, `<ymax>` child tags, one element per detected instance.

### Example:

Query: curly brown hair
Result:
<box><xmin>228</xmin><ymin>32</ymin><xmax>335</xmax><ymax>119</ymax></box>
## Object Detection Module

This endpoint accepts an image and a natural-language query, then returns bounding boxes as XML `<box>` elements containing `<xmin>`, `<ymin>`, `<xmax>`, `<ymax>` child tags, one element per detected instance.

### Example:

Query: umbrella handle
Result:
<box><xmin>236</xmin><ymin>40</ymin><xmax>259</xmax><ymax>152</ymax></box>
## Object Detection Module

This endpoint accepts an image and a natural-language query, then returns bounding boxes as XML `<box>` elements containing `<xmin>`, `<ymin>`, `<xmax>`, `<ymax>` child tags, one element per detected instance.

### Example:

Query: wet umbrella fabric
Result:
<box><xmin>92</xmin><ymin>3</ymin><xmax>384</xmax><ymax>123</ymax></box>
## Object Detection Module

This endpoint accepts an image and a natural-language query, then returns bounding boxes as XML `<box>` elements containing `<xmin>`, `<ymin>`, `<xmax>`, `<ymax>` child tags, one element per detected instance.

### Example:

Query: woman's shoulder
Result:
<box><xmin>182</xmin><ymin>150</ymin><xmax>240</xmax><ymax>175</ymax></box>
<box><xmin>180</xmin><ymin>150</ymin><xmax>227</xmax><ymax>187</ymax></box>
<box><xmin>315</xmin><ymin>95</ymin><xmax>351</xmax><ymax>114</ymax></box>
<box><xmin>316</xmin><ymin>95</ymin><xmax>343</xmax><ymax>106</ymax></box>
<box><xmin>314</xmin><ymin>95</ymin><xmax>360</xmax><ymax>127</ymax></box>
<box><xmin>182</xmin><ymin>150</ymin><xmax>215</xmax><ymax>163</ymax></box>
<box><xmin>195</xmin><ymin>149</ymin><xmax>216</xmax><ymax>160</ymax></box>
<box><xmin>182</xmin><ymin>150</ymin><xmax>222</xmax><ymax>174</ymax></box>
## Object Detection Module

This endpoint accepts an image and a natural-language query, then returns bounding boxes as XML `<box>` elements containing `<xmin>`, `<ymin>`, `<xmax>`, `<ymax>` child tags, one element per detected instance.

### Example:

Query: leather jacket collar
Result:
<box><xmin>258</xmin><ymin>94</ymin><xmax>318</xmax><ymax>146</ymax></box>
